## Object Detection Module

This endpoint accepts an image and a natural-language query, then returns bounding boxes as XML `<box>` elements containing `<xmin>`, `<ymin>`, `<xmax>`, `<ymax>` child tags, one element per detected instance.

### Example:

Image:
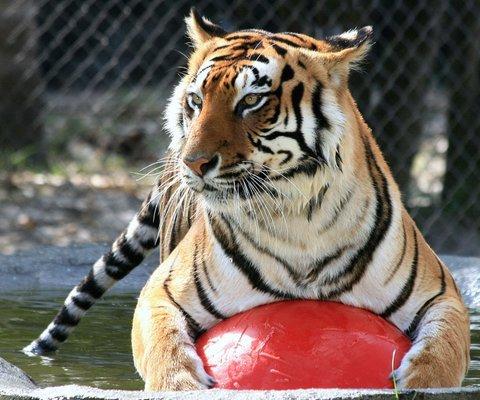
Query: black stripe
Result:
<box><xmin>216</xmin><ymin>170</ymin><xmax>245</xmax><ymax>180</ymax></box>
<box><xmin>195</xmin><ymin>64</ymin><xmax>213</xmax><ymax>80</ymax></box>
<box><xmin>318</xmin><ymin>189</ymin><xmax>355</xmax><ymax>233</ymax></box>
<box><xmin>247</xmin><ymin>132</ymin><xmax>275</xmax><ymax>154</ymax></box>
<box><xmin>209</xmin><ymin>213</ymin><xmax>295</xmax><ymax>299</ymax></box>
<box><xmin>335</xmin><ymin>146</ymin><xmax>343</xmax><ymax>171</ymax></box>
<box><xmin>212</xmin><ymin>44</ymin><xmax>230</xmax><ymax>52</ymax></box>
<box><xmin>252</xmin><ymin>74</ymin><xmax>272</xmax><ymax>88</ymax></box>
<box><xmin>262</xmin><ymin>83</ymin><xmax>317</xmax><ymax>160</ymax></box>
<box><xmin>280</xmin><ymin>64</ymin><xmax>294</xmax><ymax>82</ymax></box>
<box><xmin>324</xmin><ymin>135</ymin><xmax>393</xmax><ymax>296</ymax></box>
<box><xmin>283</xmin><ymin>32</ymin><xmax>308</xmax><ymax>42</ymax></box>
<box><xmin>117</xmin><ymin>233</ymin><xmax>144</xmax><ymax>265</ymax></box>
<box><xmin>228</xmin><ymin>43</ymin><xmax>255</xmax><ymax>52</ymax></box>
<box><xmin>381</xmin><ymin>227</ymin><xmax>419</xmax><ymax>318</ymax></box>
<box><xmin>202</xmin><ymin>258</ymin><xmax>217</xmax><ymax>293</ymax></box>
<box><xmin>284</xmin><ymin>33</ymin><xmax>318</xmax><ymax>50</ymax></box>
<box><xmin>53</xmin><ymin>306</ymin><xmax>80</xmax><ymax>327</ymax></box>
<box><xmin>269</xmin><ymin>159</ymin><xmax>319</xmax><ymax>181</ymax></box>
<box><xmin>271</xmin><ymin>43</ymin><xmax>287</xmax><ymax>56</ymax></box>
<box><xmin>225</xmin><ymin>34</ymin><xmax>256</xmax><ymax>41</ymax></box>
<box><xmin>169</xmin><ymin>213</ymin><xmax>181</xmax><ymax>255</ymax></box>
<box><xmin>49</xmin><ymin>327</ymin><xmax>68</xmax><ymax>342</ymax></box>
<box><xmin>137</xmin><ymin>197</ymin><xmax>159</xmax><ymax>229</ymax></box>
<box><xmin>231</xmin><ymin>218</ymin><xmax>302</xmax><ymax>282</ymax></box>
<box><xmin>312</xmin><ymin>82</ymin><xmax>330</xmax><ymax>164</ymax></box>
<box><xmin>159</xmin><ymin>185</ymin><xmax>173</xmax><ymax>260</ymax></box>
<box><xmin>163</xmin><ymin>266</ymin><xmax>205</xmax><ymax>338</ymax></box>
<box><xmin>312</xmin><ymin>82</ymin><xmax>329</xmax><ymax>130</ymax></box>
<box><xmin>139</xmin><ymin>236</ymin><xmax>160</xmax><ymax>250</ymax></box>
<box><xmin>78</xmin><ymin>271</ymin><xmax>106</xmax><ymax>298</ymax></box>
<box><xmin>178</xmin><ymin>111</ymin><xmax>184</xmax><ymax>132</ymax></box>
<box><xmin>291</xmin><ymin>82</ymin><xmax>304</xmax><ymax>129</ymax></box>
<box><xmin>192</xmin><ymin>246</ymin><xmax>226</xmax><ymax>320</ymax></box>
<box><xmin>270</xmin><ymin>36</ymin><xmax>303</xmax><ymax>49</ymax></box>
<box><xmin>262</xmin><ymin>132</ymin><xmax>315</xmax><ymax>159</ymax></box>
<box><xmin>405</xmin><ymin>258</ymin><xmax>446</xmax><ymax>339</ymax></box>
<box><xmin>249</xmin><ymin>54</ymin><xmax>270</xmax><ymax>64</ymax></box>
<box><xmin>209</xmin><ymin>55</ymin><xmax>236</xmax><ymax>62</ymax></box>
<box><xmin>210</xmin><ymin>54</ymin><xmax>269</xmax><ymax>64</ymax></box>
<box><xmin>71</xmin><ymin>295</ymin><xmax>93</xmax><ymax>310</ymax></box>
<box><xmin>266</xmin><ymin>99</ymin><xmax>282</xmax><ymax>125</ymax></box>
<box><xmin>384</xmin><ymin>220</ymin><xmax>407</xmax><ymax>284</ymax></box>
<box><xmin>278</xmin><ymin>150</ymin><xmax>293</xmax><ymax>165</ymax></box>
<box><xmin>306</xmin><ymin>185</ymin><xmax>329</xmax><ymax>221</ymax></box>
<box><xmin>306</xmin><ymin>245</ymin><xmax>349</xmax><ymax>283</ymax></box>
<box><xmin>283</xmin><ymin>110</ymin><xmax>289</xmax><ymax>126</ymax></box>
<box><xmin>104</xmin><ymin>251</ymin><xmax>134</xmax><ymax>280</ymax></box>
<box><xmin>35</xmin><ymin>339</ymin><xmax>57</xmax><ymax>352</ymax></box>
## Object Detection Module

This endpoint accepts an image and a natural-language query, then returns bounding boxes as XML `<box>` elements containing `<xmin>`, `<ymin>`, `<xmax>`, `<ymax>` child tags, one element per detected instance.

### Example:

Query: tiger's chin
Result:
<box><xmin>193</xmin><ymin>184</ymin><xmax>256</xmax><ymax>214</ymax></box>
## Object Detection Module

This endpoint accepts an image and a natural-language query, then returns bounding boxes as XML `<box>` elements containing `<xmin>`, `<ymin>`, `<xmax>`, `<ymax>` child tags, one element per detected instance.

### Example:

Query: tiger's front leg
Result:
<box><xmin>395</xmin><ymin>294</ymin><xmax>470</xmax><ymax>388</ymax></box>
<box><xmin>132</xmin><ymin>284</ymin><xmax>214</xmax><ymax>391</ymax></box>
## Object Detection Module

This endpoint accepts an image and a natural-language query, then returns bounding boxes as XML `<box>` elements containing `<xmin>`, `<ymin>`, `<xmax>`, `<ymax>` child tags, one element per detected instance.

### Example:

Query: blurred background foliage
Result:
<box><xmin>1</xmin><ymin>0</ymin><xmax>479</xmax><ymax>255</ymax></box>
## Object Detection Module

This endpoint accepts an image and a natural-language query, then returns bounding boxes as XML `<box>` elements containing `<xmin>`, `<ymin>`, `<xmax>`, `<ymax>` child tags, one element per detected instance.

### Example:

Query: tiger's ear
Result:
<box><xmin>318</xmin><ymin>26</ymin><xmax>373</xmax><ymax>83</ymax></box>
<box><xmin>185</xmin><ymin>8</ymin><xmax>227</xmax><ymax>48</ymax></box>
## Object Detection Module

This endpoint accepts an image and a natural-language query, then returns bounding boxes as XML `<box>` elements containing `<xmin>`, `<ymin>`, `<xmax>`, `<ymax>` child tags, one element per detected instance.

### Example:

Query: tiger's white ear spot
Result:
<box><xmin>325</xmin><ymin>26</ymin><xmax>373</xmax><ymax>50</ymax></box>
<box><xmin>337</xmin><ymin>29</ymin><xmax>360</xmax><ymax>41</ymax></box>
<box><xmin>314</xmin><ymin>26</ymin><xmax>373</xmax><ymax>86</ymax></box>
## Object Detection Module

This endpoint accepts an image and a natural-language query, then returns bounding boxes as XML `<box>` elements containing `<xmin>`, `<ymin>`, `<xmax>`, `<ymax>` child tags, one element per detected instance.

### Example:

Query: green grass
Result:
<box><xmin>391</xmin><ymin>349</ymin><xmax>418</xmax><ymax>400</ymax></box>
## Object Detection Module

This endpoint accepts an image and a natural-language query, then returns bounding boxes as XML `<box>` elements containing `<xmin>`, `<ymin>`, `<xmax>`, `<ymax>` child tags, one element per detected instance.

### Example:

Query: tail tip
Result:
<box><xmin>22</xmin><ymin>340</ymin><xmax>56</xmax><ymax>357</ymax></box>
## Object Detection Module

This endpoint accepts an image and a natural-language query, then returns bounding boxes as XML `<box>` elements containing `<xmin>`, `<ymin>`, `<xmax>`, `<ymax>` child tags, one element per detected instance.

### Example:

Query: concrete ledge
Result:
<box><xmin>1</xmin><ymin>385</ymin><xmax>480</xmax><ymax>400</ymax></box>
<box><xmin>0</xmin><ymin>357</ymin><xmax>36</xmax><ymax>391</ymax></box>
<box><xmin>0</xmin><ymin>244</ymin><xmax>158</xmax><ymax>293</ymax></box>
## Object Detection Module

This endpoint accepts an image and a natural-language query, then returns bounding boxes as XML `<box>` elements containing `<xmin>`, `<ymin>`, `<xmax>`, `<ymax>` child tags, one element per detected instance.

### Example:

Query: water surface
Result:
<box><xmin>0</xmin><ymin>292</ymin><xmax>142</xmax><ymax>390</ymax></box>
<box><xmin>0</xmin><ymin>291</ymin><xmax>478</xmax><ymax>389</ymax></box>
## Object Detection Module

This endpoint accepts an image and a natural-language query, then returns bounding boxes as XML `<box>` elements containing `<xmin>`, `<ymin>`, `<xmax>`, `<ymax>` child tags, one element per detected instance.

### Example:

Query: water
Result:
<box><xmin>0</xmin><ymin>291</ymin><xmax>479</xmax><ymax>389</ymax></box>
<box><xmin>0</xmin><ymin>291</ymin><xmax>142</xmax><ymax>390</ymax></box>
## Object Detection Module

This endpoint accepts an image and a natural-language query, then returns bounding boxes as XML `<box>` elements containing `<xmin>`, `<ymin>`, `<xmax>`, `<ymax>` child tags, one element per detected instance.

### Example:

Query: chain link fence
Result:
<box><xmin>2</xmin><ymin>0</ymin><xmax>480</xmax><ymax>255</ymax></box>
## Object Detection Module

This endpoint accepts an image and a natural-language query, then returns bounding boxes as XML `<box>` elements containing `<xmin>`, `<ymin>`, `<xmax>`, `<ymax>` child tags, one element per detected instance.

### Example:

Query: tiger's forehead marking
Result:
<box><xmin>188</xmin><ymin>62</ymin><xmax>214</xmax><ymax>95</ymax></box>
<box><xmin>186</xmin><ymin>29</ymin><xmax>333</xmax><ymax>109</ymax></box>
<box><xmin>188</xmin><ymin>60</ymin><xmax>279</xmax><ymax>112</ymax></box>
<box><xmin>231</xmin><ymin>60</ymin><xmax>277</xmax><ymax>103</ymax></box>
<box><xmin>189</xmin><ymin>36</ymin><xmax>285</xmax><ymax>99</ymax></box>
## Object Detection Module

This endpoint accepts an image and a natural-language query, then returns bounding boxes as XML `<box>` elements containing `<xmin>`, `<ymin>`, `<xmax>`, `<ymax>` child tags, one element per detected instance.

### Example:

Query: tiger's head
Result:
<box><xmin>165</xmin><ymin>9</ymin><xmax>372</xmax><ymax>211</ymax></box>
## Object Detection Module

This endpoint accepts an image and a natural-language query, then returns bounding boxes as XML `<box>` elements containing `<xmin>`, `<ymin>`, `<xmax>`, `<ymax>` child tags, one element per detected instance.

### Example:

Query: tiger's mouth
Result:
<box><xmin>184</xmin><ymin>165</ymin><xmax>279</xmax><ymax>208</ymax></box>
<box><xmin>182</xmin><ymin>158</ymin><xmax>322</xmax><ymax>203</ymax></box>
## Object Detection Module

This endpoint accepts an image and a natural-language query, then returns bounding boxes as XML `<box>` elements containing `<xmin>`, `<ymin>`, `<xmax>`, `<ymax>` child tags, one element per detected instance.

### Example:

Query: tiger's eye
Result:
<box><xmin>244</xmin><ymin>94</ymin><xmax>259</xmax><ymax>106</ymax></box>
<box><xmin>191</xmin><ymin>93</ymin><xmax>202</xmax><ymax>106</ymax></box>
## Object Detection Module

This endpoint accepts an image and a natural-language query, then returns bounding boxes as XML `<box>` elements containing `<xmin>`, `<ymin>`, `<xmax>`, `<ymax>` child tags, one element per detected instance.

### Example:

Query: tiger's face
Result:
<box><xmin>165</xmin><ymin>9</ymin><xmax>372</xmax><ymax>209</ymax></box>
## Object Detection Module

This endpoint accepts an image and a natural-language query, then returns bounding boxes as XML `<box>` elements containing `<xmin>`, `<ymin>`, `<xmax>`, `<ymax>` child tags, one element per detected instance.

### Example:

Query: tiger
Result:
<box><xmin>24</xmin><ymin>8</ymin><xmax>470</xmax><ymax>391</ymax></box>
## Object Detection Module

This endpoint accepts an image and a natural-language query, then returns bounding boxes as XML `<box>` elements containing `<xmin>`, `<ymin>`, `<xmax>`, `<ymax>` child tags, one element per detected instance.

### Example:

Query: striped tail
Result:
<box><xmin>23</xmin><ymin>184</ymin><xmax>162</xmax><ymax>355</ymax></box>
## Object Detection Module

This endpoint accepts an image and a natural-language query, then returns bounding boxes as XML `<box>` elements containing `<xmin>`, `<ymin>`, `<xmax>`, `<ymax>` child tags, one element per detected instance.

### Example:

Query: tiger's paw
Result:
<box><xmin>144</xmin><ymin>344</ymin><xmax>215</xmax><ymax>391</ymax></box>
<box><xmin>391</xmin><ymin>344</ymin><xmax>459</xmax><ymax>388</ymax></box>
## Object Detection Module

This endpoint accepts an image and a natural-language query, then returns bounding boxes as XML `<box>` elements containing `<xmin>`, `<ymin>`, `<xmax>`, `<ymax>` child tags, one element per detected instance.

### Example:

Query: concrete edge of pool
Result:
<box><xmin>1</xmin><ymin>384</ymin><xmax>480</xmax><ymax>400</ymax></box>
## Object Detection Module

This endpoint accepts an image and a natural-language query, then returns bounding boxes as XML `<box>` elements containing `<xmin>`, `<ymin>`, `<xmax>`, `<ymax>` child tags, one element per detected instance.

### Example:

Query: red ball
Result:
<box><xmin>196</xmin><ymin>300</ymin><xmax>411</xmax><ymax>390</ymax></box>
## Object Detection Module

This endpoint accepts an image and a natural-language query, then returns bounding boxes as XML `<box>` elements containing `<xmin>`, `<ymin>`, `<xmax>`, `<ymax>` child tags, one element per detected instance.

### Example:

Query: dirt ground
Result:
<box><xmin>0</xmin><ymin>171</ymin><xmax>152</xmax><ymax>255</ymax></box>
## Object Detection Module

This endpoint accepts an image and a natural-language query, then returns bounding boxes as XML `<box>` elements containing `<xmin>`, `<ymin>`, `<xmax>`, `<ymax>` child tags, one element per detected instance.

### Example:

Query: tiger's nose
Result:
<box><xmin>183</xmin><ymin>154</ymin><xmax>219</xmax><ymax>177</ymax></box>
